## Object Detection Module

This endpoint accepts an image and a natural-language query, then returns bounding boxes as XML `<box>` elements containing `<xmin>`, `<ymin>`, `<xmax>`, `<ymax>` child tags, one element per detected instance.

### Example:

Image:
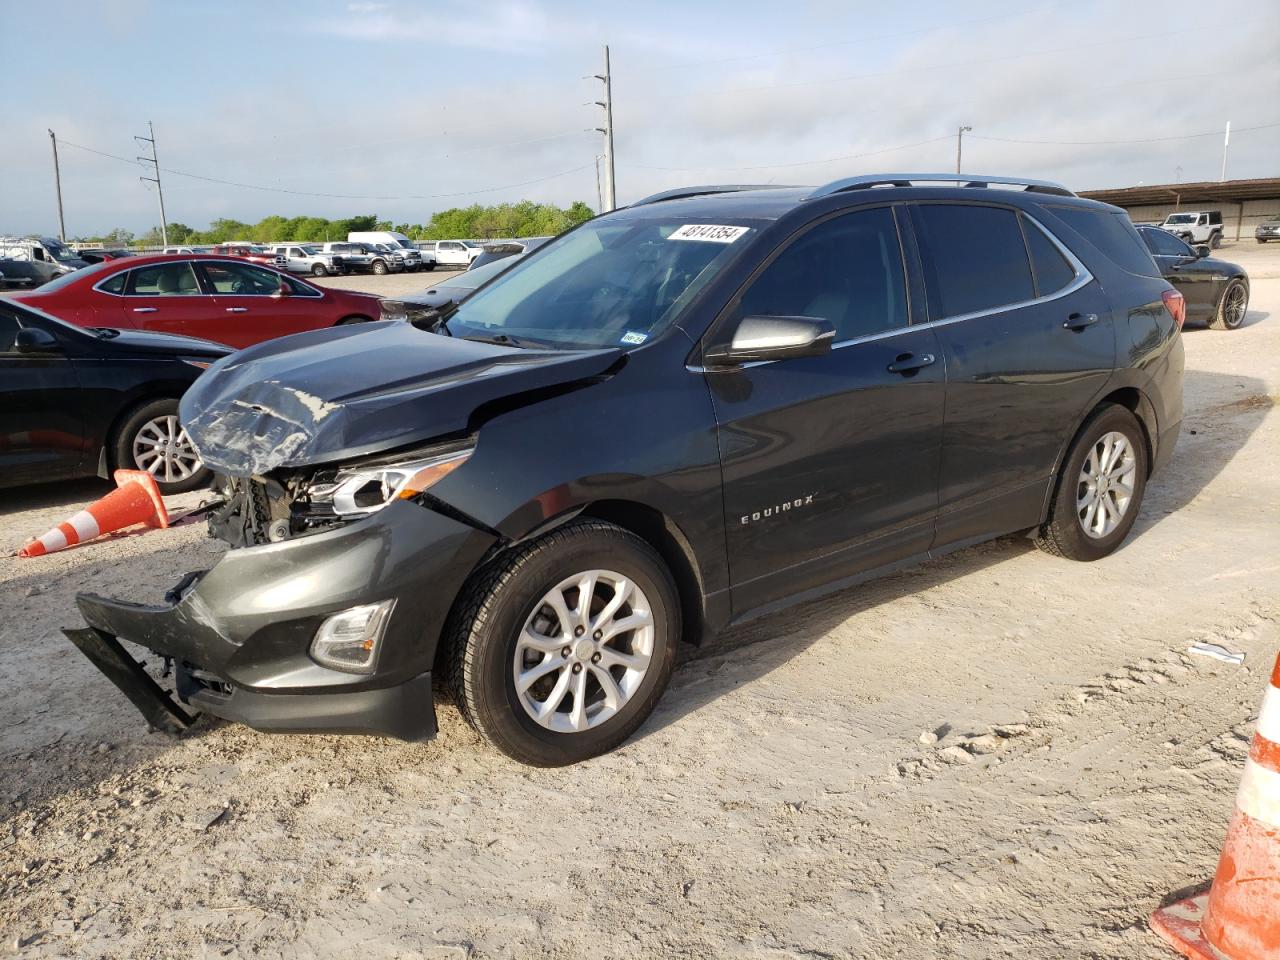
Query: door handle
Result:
<box><xmin>1064</xmin><ymin>312</ymin><xmax>1099</xmax><ymax>331</ymax></box>
<box><xmin>132</xmin><ymin>307</ymin><xmax>157</xmax><ymax>313</ymax></box>
<box><xmin>886</xmin><ymin>352</ymin><xmax>936</xmax><ymax>374</ymax></box>
<box><xmin>225</xmin><ymin>307</ymin><xmax>248</xmax><ymax>313</ymax></box>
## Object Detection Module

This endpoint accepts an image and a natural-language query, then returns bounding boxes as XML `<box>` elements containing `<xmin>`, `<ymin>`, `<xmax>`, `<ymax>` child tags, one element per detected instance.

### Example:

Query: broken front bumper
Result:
<box><xmin>68</xmin><ymin>499</ymin><xmax>498</xmax><ymax>741</ymax></box>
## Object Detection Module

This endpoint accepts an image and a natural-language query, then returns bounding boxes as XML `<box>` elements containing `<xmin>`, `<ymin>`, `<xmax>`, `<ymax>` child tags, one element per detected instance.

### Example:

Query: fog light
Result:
<box><xmin>310</xmin><ymin>600</ymin><xmax>396</xmax><ymax>674</ymax></box>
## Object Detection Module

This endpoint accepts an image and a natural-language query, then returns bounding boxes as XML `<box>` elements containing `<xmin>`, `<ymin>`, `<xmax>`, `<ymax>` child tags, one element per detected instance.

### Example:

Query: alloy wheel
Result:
<box><xmin>1076</xmin><ymin>431</ymin><xmax>1137</xmax><ymax>539</ymax></box>
<box><xmin>1222</xmin><ymin>283</ymin><xmax>1247</xmax><ymax>328</ymax></box>
<box><xmin>131</xmin><ymin>415</ymin><xmax>201</xmax><ymax>484</ymax></box>
<box><xmin>513</xmin><ymin>569</ymin><xmax>654</xmax><ymax>733</ymax></box>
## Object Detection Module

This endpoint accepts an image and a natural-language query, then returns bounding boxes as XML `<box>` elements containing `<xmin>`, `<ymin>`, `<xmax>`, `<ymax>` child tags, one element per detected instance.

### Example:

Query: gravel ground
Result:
<box><xmin>0</xmin><ymin>274</ymin><xmax>1277</xmax><ymax>959</ymax></box>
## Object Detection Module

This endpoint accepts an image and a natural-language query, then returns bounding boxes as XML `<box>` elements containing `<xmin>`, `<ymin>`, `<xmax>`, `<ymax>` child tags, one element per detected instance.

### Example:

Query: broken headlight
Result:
<box><xmin>307</xmin><ymin>442</ymin><xmax>473</xmax><ymax>518</ymax></box>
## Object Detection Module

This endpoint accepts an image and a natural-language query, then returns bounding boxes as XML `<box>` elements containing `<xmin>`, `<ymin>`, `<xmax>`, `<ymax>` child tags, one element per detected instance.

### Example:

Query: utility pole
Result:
<box><xmin>1221</xmin><ymin>120</ymin><xmax>1231</xmax><ymax>182</ymax></box>
<box><xmin>48</xmin><ymin>130</ymin><xmax>66</xmax><ymax>242</ymax></box>
<box><xmin>593</xmin><ymin>45</ymin><xmax>616</xmax><ymax>211</ymax></box>
<box><xmin>135</xmin><ymin>121</ymin><xmax>169</xmax><ymax>246</ymax></box>
<box><xmin>956</xmin><ymin>125</ymin><xmax>972</xmax><ymax>175</ymax></box>
<box><xmin>1175</xmin><ymin>165</ymin><xmax>1183</xmax><ymax>184</ymax></box>
<box><xmin>594</xmin><ymin>155</ymin><xmax>604</xmax><ymax>213</ymax></box>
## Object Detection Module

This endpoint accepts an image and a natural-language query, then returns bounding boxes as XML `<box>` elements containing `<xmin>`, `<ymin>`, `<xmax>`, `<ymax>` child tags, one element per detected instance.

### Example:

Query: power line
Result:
<box><xmin>55</xmin><ymin>139</ymin><xmax>594</xmax><ymax>201</ymax></box>
<box><xmin>627</xmin><ymin>135</ymin><xmax>954</xmax><ymax>173</ymax></box>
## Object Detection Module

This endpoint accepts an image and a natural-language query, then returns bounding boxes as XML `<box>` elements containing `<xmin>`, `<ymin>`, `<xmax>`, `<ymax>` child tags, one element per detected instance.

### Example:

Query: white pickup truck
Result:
<box><xmin>1160</xmin><ymin>210</ymin><xmax>1225</xmax><ymax>248</ymax></box>
<box><xmin>423</xmin><ymin>239</ymin><xmax>485</xmax><ymax>269</ymax></box>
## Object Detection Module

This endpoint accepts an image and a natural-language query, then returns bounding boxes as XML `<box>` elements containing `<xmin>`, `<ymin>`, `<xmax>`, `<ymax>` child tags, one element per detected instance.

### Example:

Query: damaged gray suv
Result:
<box><xmin>65</xmin><ymin>174</ymin><xmax>1185</xmax><ymax>766</ymax></box>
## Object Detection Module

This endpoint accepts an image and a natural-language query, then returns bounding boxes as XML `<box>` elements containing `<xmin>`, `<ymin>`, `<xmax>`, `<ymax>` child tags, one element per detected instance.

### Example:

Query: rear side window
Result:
<box><xmin>1022</xmin><ymin>218</ymin><xmax>1076</xmax><ymax>296</ymax></box>
<box><xmin>914</xmin><ymin>204</ymin><xmax>1034</xmax><ymax>318</ymax></box>
<box><xmin>1046</xmin><ymin>205</ymin><xmax>1159</xmax><ymax>278</ymax></box>
<box><xmin>739</xmin><ymin>206</ymin><xmax>908</xmax><ymax>342</ymax></box>
<box><xmin>98</xmin><ymin>272</ymin><xmax>127</xmax><ymax>295</ymax></box>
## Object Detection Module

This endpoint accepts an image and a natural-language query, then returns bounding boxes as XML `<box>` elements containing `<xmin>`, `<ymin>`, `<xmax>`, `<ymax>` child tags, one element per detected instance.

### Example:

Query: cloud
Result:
<box><xmin>346</xmin><ymin>1</ymin><xmax>388</xmax><ymax>12</ymax></box>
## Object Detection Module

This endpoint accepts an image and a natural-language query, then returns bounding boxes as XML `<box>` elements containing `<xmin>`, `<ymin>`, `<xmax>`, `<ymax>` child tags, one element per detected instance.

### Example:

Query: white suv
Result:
<box><xmin>1160</xmin><ymin>210</ymin><xmax>1224</xmax><ymax>248</ymax></box>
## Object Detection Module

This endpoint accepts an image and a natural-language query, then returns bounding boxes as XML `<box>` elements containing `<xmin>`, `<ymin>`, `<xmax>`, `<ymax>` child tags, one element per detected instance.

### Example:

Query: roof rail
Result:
<box><xmin>807</xmin><ymin>173</ymin><xmax>1075</xmax><ymax>200</ymax></box>
<box><xmin>629</xmin><ymin>184</ymin><xmax>797</xmax><ymax>207</ymax></box>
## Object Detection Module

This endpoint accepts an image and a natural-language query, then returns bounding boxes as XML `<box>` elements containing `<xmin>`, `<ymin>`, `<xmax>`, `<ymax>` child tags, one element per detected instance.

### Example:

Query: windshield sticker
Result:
<box><xmin>669</xmin><ymin>224</ymin><xmax>750</xmax><ymax>243</ymax></box>
<box><xmin>620</xmin><ymin>331</ymin><xmax>648</xmax><ymax>345</ymax></box>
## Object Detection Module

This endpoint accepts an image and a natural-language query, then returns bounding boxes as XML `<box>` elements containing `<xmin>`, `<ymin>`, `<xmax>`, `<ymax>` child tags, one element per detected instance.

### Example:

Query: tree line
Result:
<box><xmin>76</xmin><ymin>200</ymin><xmax>597</xmax><ymax>247</ymax></box>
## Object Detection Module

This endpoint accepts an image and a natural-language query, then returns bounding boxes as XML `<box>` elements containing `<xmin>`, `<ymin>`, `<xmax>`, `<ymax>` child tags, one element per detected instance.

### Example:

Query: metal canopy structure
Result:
<box><xmin>1081</xmin><ymin>177</ymin><xmax>1280</xmax><ymax>208</ymax></box>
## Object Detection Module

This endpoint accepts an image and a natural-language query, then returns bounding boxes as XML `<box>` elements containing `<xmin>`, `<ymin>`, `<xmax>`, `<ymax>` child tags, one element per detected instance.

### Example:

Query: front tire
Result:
<box><xmin>112</xmin><ymin>398</ymin><xmax>210</xmax><ymax>495</ymax></box>
<box><xmin>311</xmin><ymin>263</ymin><xmax>327</xmax><ymax>277</ymax></box>
<box><xmin>372</xmin><ymin>260</ymin><xmax>388</xmax><ymax>276</ymax></box>
<box><xmin>446</xmin><ymin>521</ymin><xmax>680</xmax><ymax>766</ymax></box>
<box><xmin>1034</xmin><ymin>404</ymin><xmax>1148</xmax><ymax>562</ymax></box>
<box><xmin>1209</xmin><ymin>278</ymin><xmax>1249</xmax><ymax>330</ymax></box>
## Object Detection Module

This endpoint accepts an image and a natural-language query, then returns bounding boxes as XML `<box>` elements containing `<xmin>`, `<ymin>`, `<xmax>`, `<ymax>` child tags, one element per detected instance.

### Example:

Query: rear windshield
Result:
<box><xmin>36</xmin><ymin>260</ymin><xmax>117</xmax><ymax>293</ymax></box>
<box><xmin>1047</xmin><ymin>206</ymin><xmax>1159</xmax><ymax>278</ymax></box>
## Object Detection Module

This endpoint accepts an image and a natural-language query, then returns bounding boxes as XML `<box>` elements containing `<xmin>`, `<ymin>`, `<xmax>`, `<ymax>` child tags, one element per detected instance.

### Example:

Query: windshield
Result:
<box><xmin>442</xmin><ymin>217</ymin><xmax>760</xmax><ymax>349</ymax></box>
<box><xmin>45</xmin><ymin>240</ymin><xmax>79</xmax><ymax>262</ymax></box>
<box><xmin>1164</xmin><ymin>214</ymin><xmax>1196</xmax><ymax>224</ymax></box>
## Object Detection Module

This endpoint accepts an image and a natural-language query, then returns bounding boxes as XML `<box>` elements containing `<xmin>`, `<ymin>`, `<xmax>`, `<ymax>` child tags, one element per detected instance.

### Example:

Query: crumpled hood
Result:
<box><xmin>180</xmin><ymin>320</ymin><xmax>621</xmax><ymax>477</ymax></box>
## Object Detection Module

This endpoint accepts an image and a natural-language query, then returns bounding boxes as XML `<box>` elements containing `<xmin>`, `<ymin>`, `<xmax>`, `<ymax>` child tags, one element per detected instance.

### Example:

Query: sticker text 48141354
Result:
<box><xmin>668</xmin><ymin>224</ymin><xmax>750</xmax><ymax>243</ymax></box>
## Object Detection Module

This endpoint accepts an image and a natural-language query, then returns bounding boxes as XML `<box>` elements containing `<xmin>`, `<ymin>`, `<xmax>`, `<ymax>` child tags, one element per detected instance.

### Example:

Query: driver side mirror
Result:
<box><xmin>1194</xmin><ymin>245</ymin><xmax>1211</xmax><ymax>259</ymax></box>
<box><xmin>704</xmin><ymin>315</ymin><xmax>835</xmax><ymax>369</ymax></box>
<box><xmin>15</xmin><ymin>327</ymin><xmax>61</xmax><ymax>355</ymax></box>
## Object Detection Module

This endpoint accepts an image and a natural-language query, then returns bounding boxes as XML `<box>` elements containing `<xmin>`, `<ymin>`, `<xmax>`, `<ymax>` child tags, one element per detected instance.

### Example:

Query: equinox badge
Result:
<box><xmin>741</xmin><ymin>494</ymin><xmax>816</xmax><ymax>525</ymax></box>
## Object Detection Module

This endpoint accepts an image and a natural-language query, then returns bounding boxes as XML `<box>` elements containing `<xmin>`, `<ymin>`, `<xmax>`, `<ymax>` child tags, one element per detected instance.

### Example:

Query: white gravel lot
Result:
<box><xmin>0</xmin><ymin>269</ymin><xmax>1277</xmax><ymax>959</ymax></box>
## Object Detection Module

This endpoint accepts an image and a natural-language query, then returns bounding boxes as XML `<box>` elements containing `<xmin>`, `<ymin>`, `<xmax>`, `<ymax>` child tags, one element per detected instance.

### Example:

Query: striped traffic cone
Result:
<box><xmin>17</xmin><ymin>469</ymin><xmax>169</xmax><ymax>558</ymax></box>
<box><xmin>1150</xmin><ymin>651</ymin><xmax>1280</xmax><ymax>960</ymax></box>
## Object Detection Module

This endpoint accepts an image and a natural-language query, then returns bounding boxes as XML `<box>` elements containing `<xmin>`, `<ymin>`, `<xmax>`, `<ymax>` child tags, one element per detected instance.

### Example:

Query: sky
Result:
<box><xmin>2</xmin><ymin>0</ymin><xmax>1277</xmax><ymax>238</ymax></box>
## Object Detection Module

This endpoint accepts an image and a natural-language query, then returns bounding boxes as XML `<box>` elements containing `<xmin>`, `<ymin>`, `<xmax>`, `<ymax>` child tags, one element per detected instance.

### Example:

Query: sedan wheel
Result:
<box><xmin>133</xmin><ymin>414</ymin><xmax>201</xmax><ymax>485</ymax></box>
<box><xmin>113</xmin><ymin>398</ymin><xmax>210</xmax><ymax>495</ymax></box>
<box><xmin>1210</xmin><ymin>279</ymin><xmax>1249</xmax><ymax>330</ymax></box>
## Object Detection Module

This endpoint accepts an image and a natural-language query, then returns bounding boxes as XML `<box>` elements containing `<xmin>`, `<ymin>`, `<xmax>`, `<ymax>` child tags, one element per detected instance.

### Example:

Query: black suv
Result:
<box><xmin>66</xmin><ymin>174</ymin><xmax>1185</xmax><ymax>766</ymax></box>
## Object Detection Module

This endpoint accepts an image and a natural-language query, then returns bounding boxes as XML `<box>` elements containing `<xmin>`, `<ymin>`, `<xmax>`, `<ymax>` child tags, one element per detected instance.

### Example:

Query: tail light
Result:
<box><xmin>1162</xmin><ymin>289</ymin><xmax>1186</xmax><ymax>330</ymax></box>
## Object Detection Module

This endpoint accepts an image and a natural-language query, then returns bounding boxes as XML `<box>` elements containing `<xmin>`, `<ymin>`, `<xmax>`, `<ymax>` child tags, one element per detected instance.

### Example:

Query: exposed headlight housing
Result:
<box><xmin>310</xmin><ymin>600</ymin><xmax>396</xmax><ymax>674</ymax></box>
<box><xmin>379</xmin><ymin>299</ymin><xmax>407</xmax><ymax>321</ymax></box>
<box><xmin>308</xmin><ymin>442</ymin><xmax>473</xmax><ymax>517</ymax></box>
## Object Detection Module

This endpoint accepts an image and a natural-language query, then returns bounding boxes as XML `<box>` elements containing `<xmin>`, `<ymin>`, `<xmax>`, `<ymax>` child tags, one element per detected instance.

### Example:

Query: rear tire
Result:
<box><xmin>112</xmin><ymin>398</ymin><xmax>210</xmax><ymax>495</ymax></box>
<box><xmin>445</xmin><ymin>521</ymin><xmax>680</xmax><ymax>766</ymax></box>
<box><xmin>1210</xmin><ymin>232</ymin><xmax>1222</xmax><ymax>249</ymax></box>
<box><xmin>1209</xmin><ymin>278</ymin><xmax>1249</xmax><ymax>330</ymax></box>
<box><xmin>1034</xmin><ymin>404</ymin><xmax>1148</xmax><ymax>562</ymax></box>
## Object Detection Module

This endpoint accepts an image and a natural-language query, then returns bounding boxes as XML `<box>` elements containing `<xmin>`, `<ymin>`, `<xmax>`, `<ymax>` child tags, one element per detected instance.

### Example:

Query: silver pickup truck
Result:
<box><xmin>268</xmin><ymin>244</ymin><xmax>345</xmax><ymax>277</ymax></box>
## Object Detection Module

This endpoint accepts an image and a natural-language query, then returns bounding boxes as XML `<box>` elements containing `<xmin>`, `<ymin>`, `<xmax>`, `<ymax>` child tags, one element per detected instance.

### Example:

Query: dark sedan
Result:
<box><xmin>378</xmin><ymin>254</ymin><xmax>525</xmax><ymax>323</ymax></box>
<box><xmin>1136</xmin><ymin>226</ymin><xmax>1250</xmax><ymax>330</ymax></box>
<box><xmin>0</xmin><ymin>298</ymin><xmax>231</xmax><ymax>494</ymax></box>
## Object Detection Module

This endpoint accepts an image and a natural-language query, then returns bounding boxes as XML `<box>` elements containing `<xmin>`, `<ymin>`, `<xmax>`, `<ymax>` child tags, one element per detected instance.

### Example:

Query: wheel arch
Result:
<box><xmin>1040</xmin><ymin>386</ymin><xmax>1158</xmax><ymax>524</ymax></box>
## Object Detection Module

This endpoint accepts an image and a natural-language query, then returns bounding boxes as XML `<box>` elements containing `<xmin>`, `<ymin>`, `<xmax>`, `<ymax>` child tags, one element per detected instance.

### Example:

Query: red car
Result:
<box><xmin>13</xmin><ymin>254</ymin><xmax>382</xmax><ymax>349</ymax></box>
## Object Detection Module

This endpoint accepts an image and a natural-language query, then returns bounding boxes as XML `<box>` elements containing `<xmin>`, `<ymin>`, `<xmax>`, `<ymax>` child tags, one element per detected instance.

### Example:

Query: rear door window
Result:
<box><xmin>127</xmin><ymin>262</ymin><xmax>201</xmax><ymax>296</ymax></box>
<box><xmin>913</xmin><ymin>204</ymin><xmax>1034</xmax><ymax>318</ymax></box>
<box><xmin>1022</xmin><ymin>217</ymin><xmax>1077</xmax><ymax>296</ymax></box>
<box><xmin>739</xmin><ymin>206</ymin><xmax>908</xmax><ymax>342</ymax></box>
<box><xmin>1046</xmin><ymin>205</ymin><xmax>1159</xmax><ymax>278</ymax></box>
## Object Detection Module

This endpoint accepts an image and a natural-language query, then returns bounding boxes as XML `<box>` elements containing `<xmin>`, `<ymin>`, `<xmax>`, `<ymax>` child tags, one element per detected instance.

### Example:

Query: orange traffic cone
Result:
<box><xmin>1151</xmin><ymin>652</ymin><xmax>1280</xmax><ymax>960</ymax></box>
<box><xmin>17</xmin><ymin>469</ymin><xmax>169</xmax><ymax>558</ymax></box>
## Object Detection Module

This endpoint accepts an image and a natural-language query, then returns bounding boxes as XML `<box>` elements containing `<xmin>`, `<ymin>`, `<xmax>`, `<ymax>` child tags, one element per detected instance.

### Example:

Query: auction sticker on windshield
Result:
<box><xmin>669</xmin><ymin>224</ymin><xmax>750</xmax><ymax>243</ymax></box>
